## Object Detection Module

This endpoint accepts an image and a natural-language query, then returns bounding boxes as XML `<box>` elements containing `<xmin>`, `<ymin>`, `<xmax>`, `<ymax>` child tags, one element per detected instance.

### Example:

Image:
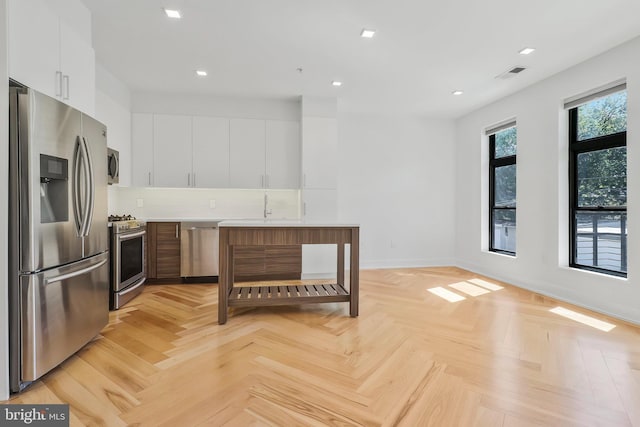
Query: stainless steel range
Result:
<box><xmin>109</xmin><ymin>215</ymin><xmax>146</xmax><ymax>309</ymax></box>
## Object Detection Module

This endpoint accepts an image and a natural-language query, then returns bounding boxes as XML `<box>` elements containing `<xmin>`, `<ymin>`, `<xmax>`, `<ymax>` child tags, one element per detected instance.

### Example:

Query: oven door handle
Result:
<box><xmin>118</xmin><ymin>230</ymin><xmax>146</xmax><ymax>241</ymax></box>
<box><xmin>119</xmin><ymin>277</ymin><xmax>146</xmax><ymax>295</ymax></box>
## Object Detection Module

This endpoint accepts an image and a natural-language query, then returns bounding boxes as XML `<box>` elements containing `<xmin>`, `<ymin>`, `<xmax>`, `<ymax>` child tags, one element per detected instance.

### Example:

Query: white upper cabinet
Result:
<box><xmin>8</xmin><ymin>0</ymin><xmax>96</xmax><ymax>114</ymax></box>
<box><xmin>153</xmin><ymin>115</ymin><xmax>193</xmax><ymax>188</ymax></box>
<box><xmin>192</xmin><ymin>116</ymin><xmax>230</xmax><ymax>188</ymax></box>
<box><xmin>131</xmin><ymin>114</ymin><xmax>301</xmax><ymax>189</ymax></box>
<box><xmin>59</xmin><ymin>21</ymin><xmax>95</xmax><ymax>114</ymax></box>
<box><xmin>229</xmin><ymin>119</ymin><xmax>266</xmax><ymax>189</ymax></box>
<box><xmin>8</xmin><ymin>0</ymin><xmax>59</xmax><ymax>100</ymax></box>
<box><xmin>266</xmin><ymin>121</ymin><xmax>300</xmax><ymax>189</ymax></box>
<box><xmin>131</xmin><ymin>113</ymin><xmax>154</xmax><ymax>187</ymax></box>
<box><xmin>302</xmin><ymin>117</ymin><xmax>337</xmax><ymax>189</ymax></box>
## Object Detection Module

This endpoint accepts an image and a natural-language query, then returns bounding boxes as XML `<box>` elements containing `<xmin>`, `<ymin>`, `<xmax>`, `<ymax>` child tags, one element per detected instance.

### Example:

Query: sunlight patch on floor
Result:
<box><xmin>449</xmin><ymin>281</ymin><xmax>491</xmax><ymax>296</ymax></box>
<box><xmin>428</xmin><ymin>287</ymin><xmax>466</xmax><ymax>302</ymax></box>
<box><xmin>550</xmin><ymin>307</ymin><xmax>616</xmax><ymax>332</ymax></box>
<box><xmin>468</xmin><ymin>278</ymin><xmax>504</xmax><ymax>291</ymax></box>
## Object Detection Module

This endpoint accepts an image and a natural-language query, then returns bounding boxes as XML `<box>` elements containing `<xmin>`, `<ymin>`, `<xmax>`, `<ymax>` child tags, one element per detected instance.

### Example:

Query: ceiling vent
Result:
<box><xmin>495</xmin><ymin>66</ymin><xmax>527</xmax><ymax>80</ymax></box>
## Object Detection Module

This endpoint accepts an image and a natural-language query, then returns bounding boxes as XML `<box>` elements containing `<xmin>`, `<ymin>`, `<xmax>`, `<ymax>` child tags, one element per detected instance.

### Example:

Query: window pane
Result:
<box><xmin>577</xmin><ymin>91</ymin><xmax>627</xmax><ymax>141</ymax></box>
<box><xmin>494</xmin><ymin>127</ymin><xmax>517</xmax><ymax>158</ymax></box>
<box><xmin>577</xmin><ymin>147</ymin><xmax>626</xmax><ymax>207</ymax></box>
<box><xmin>494</xmin><ymin>165</ymin><xmax>516</xmax><ymax>207</ymax></box>
<box><xmin>493</xmin><ymin>209</ymin><xmax>516</xmax><ymax>252</ymax></box>
<box><xmin>575</xmin><ymin>212</ymin><xmax>626</xmax><ymax>273</ymax></box>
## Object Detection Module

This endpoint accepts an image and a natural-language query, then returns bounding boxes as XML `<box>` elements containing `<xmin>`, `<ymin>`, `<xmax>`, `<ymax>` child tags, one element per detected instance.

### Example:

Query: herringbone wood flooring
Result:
<box><xmin>6</xmin><ymin>267</ymin><xmax>640</xmax><ymax>426</ymax></box>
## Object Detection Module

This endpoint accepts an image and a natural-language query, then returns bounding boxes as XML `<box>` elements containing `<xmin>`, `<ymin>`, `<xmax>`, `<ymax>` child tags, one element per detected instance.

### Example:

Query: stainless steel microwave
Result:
<box><xmin>107</xmin><ymin>147</ymin><xmax>119</xmax><ymax>185</ymax></box>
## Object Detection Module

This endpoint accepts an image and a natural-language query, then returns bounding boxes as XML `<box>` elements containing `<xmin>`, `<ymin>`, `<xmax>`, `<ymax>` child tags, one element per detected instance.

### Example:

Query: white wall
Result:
<box><xmin>455</xmin><ymin>36</ymin><xmax>640</xmax><ymax>324</ymax></box>
<box><xmin>132</xmin><ymin>92</ymin><xmax>299</xmax><ymax>121</ymax></box>
<box><xmin>1</xmin><ymin>0</ymin><xmax>9</xmax><ymax>401</ymax></box>
<box><xmin>338</xmin><ymin>113</ymin><xmax>456</xmax><ymax>268</ymax></box>
<box><xmin>95</xmin><ymin>63</ymin><xmax>132</xmax><ymax>186</ymax></box>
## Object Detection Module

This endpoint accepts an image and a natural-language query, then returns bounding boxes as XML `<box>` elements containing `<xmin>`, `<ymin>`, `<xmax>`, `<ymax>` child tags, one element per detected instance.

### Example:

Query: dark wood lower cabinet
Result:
<box><xmin>146</xmin><ymin>222</ymin><xmax>302</xmax><ymax>283</ymax></box>
<box><xmin>146</xmin><ymin>222</ymin><xmax>181</xmax><ymax>280</ymax></box>
<box><xmin>234</xmin><ymin>245</ymin><xmax>302</xmax><ymax>282</ymax></box>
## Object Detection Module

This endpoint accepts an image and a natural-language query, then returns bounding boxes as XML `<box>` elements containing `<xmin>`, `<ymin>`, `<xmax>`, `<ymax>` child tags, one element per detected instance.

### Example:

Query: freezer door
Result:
<box><xmin>20</xmin><ymin>252</ymin><xmax>109</xmax><ymax>382</ymax></box>
<box><xmin>13</xmin><ymin>88</ymin><xmax>84</xmax><ymax>272</ymax></box>
<box><xmin>81</xmin><ymin>113</ymin><xmax>109</xmax><ymax>257</ymax></box>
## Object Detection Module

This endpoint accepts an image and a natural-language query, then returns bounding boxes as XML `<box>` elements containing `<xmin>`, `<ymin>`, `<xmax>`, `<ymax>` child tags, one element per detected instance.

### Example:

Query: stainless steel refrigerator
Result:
<box><xmin>8</xmin><ymin>85</ymin><xmax>109</xmax><ymax>392</ymax></box>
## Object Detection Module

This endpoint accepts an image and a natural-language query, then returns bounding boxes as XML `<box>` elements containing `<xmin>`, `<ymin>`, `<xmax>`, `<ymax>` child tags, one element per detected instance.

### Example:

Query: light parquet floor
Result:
<box><xmin>6</xmin><ymin>267</ymin><xmax>640</xmax><ymax>426</ymax></box>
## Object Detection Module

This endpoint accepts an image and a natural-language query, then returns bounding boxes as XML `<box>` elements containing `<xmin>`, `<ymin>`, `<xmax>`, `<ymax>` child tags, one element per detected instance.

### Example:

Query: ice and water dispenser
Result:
<box><xmin>40</xmin><ymin>154</ymin><xmax>68</xmax><ymax>223</ymax></box>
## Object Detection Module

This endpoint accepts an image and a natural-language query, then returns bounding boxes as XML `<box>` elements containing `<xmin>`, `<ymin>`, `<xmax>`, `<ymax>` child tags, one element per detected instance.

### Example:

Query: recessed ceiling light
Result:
<box><xmin>360</xmin><ymin>29</ymin><xmax>376</xmax><ymax>38</ymax></box>
<box><xmin>196</xmin><ymin>70</ymin><xmax>207</xmax><ymax>77</ymax></box>
<box><xmin>332</xmin><ymin>81</ymin><xmax>342</xmax><ymax>87</ymax></box>
<box><xmin>519</xmin><ymin>47</ymin><xmax>536</xmax><ymax>55</ymax></box>
<box><xmin>164</xmin><ymin>9</ymin><xmax>181</xmax><ymax>19</ymax></box>
<box><xmin>452</xmin><ymin>90</ymin><xmax>463</xmax><ymax>95</ymax></box>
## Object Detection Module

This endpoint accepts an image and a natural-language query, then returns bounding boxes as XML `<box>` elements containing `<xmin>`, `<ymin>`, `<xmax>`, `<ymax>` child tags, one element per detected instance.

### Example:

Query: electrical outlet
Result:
<box><xmin>136</xmin><ymin>198</ymin><xmax>144</xmax><ymax>208</ymax></box>
<box><xmin>209</xmin><ymin>199</ymin><xmax>216</xmax><ymax>209</ymax></box>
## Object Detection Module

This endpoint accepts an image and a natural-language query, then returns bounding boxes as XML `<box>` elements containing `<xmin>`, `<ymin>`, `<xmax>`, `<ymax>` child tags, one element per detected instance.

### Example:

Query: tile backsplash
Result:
<box><xmin>109</xmin><ymin>186</ymin><xmax>300</xmax><ymax>220</ymax></box>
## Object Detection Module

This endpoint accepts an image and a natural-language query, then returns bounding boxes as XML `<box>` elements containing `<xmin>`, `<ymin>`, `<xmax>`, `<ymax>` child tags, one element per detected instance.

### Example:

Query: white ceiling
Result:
<box><xmin>82</xmin><ymin>0</ymin><xmax>640</xmax><ymax>118</ymax></box>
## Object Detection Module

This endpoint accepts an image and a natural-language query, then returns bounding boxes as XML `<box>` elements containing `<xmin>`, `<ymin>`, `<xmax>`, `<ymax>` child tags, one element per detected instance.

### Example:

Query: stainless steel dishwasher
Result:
<box><xmin>180</xmin><ymin>222</ymin><xmax>219</xmax><ymax>277</ymax></box>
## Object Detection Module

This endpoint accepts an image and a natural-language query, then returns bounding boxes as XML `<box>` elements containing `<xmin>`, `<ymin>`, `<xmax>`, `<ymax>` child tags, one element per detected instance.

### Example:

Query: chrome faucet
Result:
<box><xmin>263</xmin><ymin>193</ymin><xmax>272</xmax><ymax>219</ymax></box>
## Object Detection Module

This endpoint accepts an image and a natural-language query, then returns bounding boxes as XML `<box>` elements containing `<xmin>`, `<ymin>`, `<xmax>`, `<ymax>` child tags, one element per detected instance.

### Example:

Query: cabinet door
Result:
<box><xmin>302</xmin><ymin>117</ymin><xmax>338</xmax><ymax>189</ymax></box>
<box><xmin>266</xmin><ymin>121</ymin><xmax>300</xmax><ymax>189</ymax></box>
<box><xmin>153</xmin><ymin>115</ymin><xmax>193</xmax><ymax>188</ymax></box>
<box><xmin>265</xmin><ymin>246</ymin><xmax>302</xmax><ymax>278</ymax></box>
<box><xmin>59</xmin><ymin>21</ymin><xmax>95</xmax><ymax>115</ymax></box>
<box><xmin>233</xmin><ymin>246</ymin><xmax>266</xmax><ymax>281</ymax></box>
<box><xmin>8</xmin><ymin>0</ymin><xmax>60</xmax><ymax>100</ymax></box>
<box><xmin>131</xmin><ymin>113</ymin><xmax>154</xmax><ymax>187</ymax></box>
<box><xmin>155</xmin><ymin>223</ymin><xmax>181</xmax><ymax>278</ymax></box>
<box><xmin>192</xmin><ymin>116</ymin><xmax>230</xmax><ymax>188</ymax></box>
<box><xmin>229</xmin><ymin>119</ymin><xmax>265</xmax><ymax>188</ymax></box>
<box><xmin>302</xmin><ymin>189</ymin><xmax>338</xmax><ymax>277</ymax></box>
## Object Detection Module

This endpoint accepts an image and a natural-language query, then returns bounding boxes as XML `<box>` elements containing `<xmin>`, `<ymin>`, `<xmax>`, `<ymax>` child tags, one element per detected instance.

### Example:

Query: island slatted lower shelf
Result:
<box><xmin>228</xmin><ymin>283</ymin><xmax>350</xmax><ymax>307</ymax></box>
<box><xmin>218</xmin><ymin>223</ymin><xmax>359</xmax><ymax>324</ymax></box>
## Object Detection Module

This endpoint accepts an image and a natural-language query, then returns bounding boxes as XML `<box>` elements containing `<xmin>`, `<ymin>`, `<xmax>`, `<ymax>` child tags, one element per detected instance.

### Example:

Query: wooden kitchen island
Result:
<box><xmin>218</xmin><ymin>221</ymin><xmax>359</xmax><ymax>324</ymax></box>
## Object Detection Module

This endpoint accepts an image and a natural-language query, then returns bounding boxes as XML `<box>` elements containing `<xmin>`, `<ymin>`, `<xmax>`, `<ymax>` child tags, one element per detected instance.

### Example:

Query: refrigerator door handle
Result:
<box><xmin>44</xmin><ymin>258</ymin><xmax>107</xmax><ymax>285</ymax></box>
<box><xmin>81</xmin><ymin>137</ymin><xmax>95</xmax><ymax>237</ymax></box>
<box><xmin>72</xmin><ymin>137</ymin><xmax>84</xmax><ymax>236</ymax></box>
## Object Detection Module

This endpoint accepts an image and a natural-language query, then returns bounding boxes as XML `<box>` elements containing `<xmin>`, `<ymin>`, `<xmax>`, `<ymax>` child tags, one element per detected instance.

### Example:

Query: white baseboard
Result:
<box><xmin>361</xmin><ymin>258</ymin><xmax>456</xmax><ymax>270</ymax></box>
<box><xmin>454</xmin><ymin>259</ymin><xmax>640</xmax><ymax>327</ymax></box>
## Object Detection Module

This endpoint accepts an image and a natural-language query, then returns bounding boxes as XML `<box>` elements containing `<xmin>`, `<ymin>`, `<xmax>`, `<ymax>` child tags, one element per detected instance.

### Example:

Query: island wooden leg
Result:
<box><xmin>337</xmin><ymin>243</ymin><xmax>345</xmax><ymax>286</ymax></box>
<box><xmin>349</xmin><ymin>228</ymin><xmax>359</xmax><ymax>317</ymax></box>
<box><xmin>218</xmin><ymin>228</ymin><xmax>229</xmax><ymax>324</ymax></box>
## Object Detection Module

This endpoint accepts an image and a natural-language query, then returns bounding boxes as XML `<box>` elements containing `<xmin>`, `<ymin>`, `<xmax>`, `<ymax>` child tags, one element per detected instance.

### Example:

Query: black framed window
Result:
<box><xmin>569</xmin><ymin>89</ymin><xmax>627</xmax><ymax>276</ymax></box>
<box><xmin>489</xmin><ymin>125</ymin><xmax>517</xmax><ymax>254</ymax></box>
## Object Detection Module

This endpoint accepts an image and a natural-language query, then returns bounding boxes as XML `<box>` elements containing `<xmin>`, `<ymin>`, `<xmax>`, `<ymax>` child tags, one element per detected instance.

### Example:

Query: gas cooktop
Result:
<box><xmin>108</xmin><ymin>214</ymin><xmax>136</xmax><ymax>222</ymax></box>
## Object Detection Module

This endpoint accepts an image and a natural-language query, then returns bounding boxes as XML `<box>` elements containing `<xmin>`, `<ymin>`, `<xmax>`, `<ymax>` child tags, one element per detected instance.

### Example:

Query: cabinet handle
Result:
<box><xmin>55</xmin><ymin>71</ymin><xmax>62</xmax><ymax>97</ymax></box>
<box><xmin>261</xmin><ymin>175</ymin><xmax>264</xmax><ymax>188</ymax></box>
<box><xmin>303</xmin><ymin>173</ymin><xmax>306</xmax><ymax>188</ymax></box>
<box><xmin>193</xmin><ymin>173</ymin><xmax>196</xmax><ymax>187</ymax></box>
<box><xmin>63</xmin><ymin>75</ymin><xmax>70</xmax><ymax>100</ymax></box>
<box><xmin>188</xmin><ymin>173</ymin><xmax>191</xmax><ymax>186</ymax></box>
<box><xmin>303</xmin><ymin>202</ymin><xmax>307</xmax><ymax>216</ymax></box>
<box><xmin>175</xmin><ymin>224</ymin><xmax>179</xmax><ymax>239</ymax></box>
<box><xmin>148</xmin><ymin>172</ymin><xmax>151</xmax><ymax>186</ymax></box>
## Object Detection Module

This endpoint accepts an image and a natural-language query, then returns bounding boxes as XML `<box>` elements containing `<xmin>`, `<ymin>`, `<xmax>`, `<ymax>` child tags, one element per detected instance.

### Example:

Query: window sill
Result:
<box><xmin>484</xmin><ymin>250</ymin><xmax>517</xmax><ymax>259</ymax></box>
<box><xmin>560</xmin><ymin>265</ymin><xmax>628</xmax><ymax>282</ymax></box>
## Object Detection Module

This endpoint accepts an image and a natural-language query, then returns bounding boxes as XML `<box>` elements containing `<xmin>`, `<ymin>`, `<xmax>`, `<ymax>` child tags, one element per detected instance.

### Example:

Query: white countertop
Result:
<box><xmin>218</xmin><ymin>220</ymin><xmax>359</xmax><ymax>227</ymax></box>
<box><xmin>142</xmin><ymin>218</ymin><xmax>226</xmax><ymax>222</ymax></box>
